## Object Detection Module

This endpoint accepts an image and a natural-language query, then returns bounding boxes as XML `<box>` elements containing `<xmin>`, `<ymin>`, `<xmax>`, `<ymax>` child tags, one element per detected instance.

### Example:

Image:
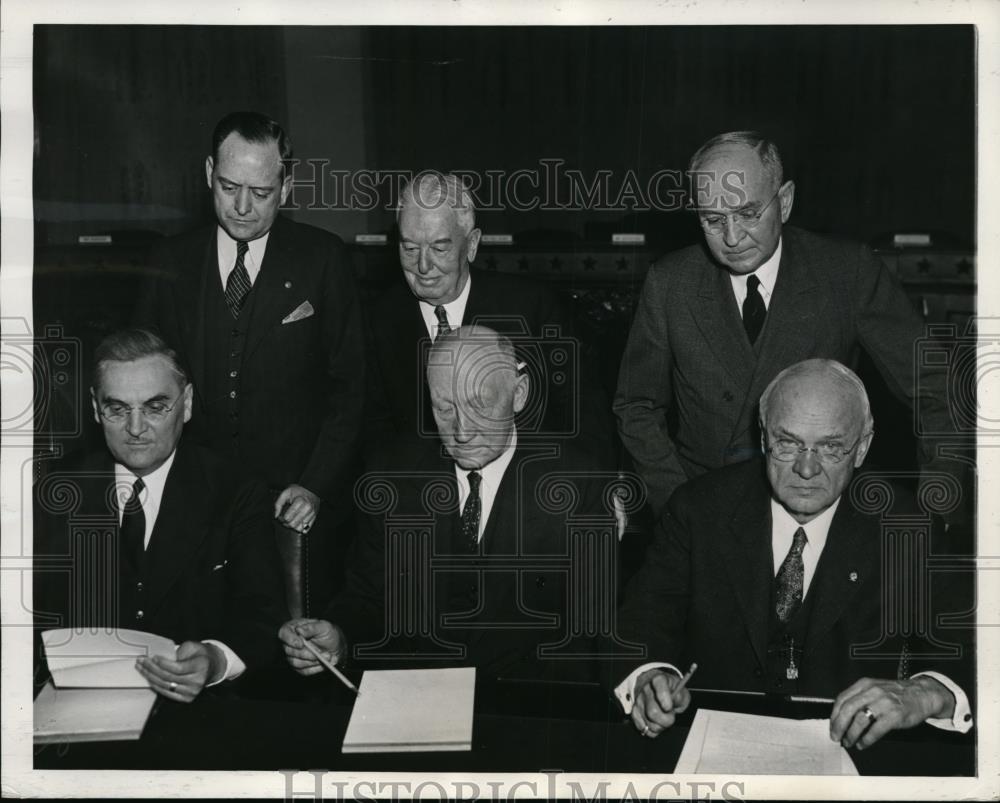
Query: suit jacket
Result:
<box><xmin>327</xmin><ymin>440</ymin><xmax>618</xmax><ymax>681</ymax></box>
<box><xmin>135</xmin><ymin>215</ymin><xmax>364</xmax><ymax>503</ymax></box>
<box><xmin>363</xmin><ymin>267</ymin><xmax>613</xmax><ymax>462</ymax></box>
<box><xmin>612</xmin><ymin>460</ymin><xmax>975</xmax><ymax>702</ymax></box>
<box><xmin>613</xmin><ymin>226</ymin><xmax>953</xmax><ymax>515</ymax></box>
<box><xmin>33</xmin><ymin>440</ymin><xmax>289</xmax><ymax>678</ymax></box>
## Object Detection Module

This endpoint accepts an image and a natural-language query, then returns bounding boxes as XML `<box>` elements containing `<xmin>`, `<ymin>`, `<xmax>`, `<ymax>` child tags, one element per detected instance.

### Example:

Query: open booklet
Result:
<box><xmin>34</xmin><ymin>628</ymin><xmax>177</xmax><ymax>743</ymax></box>
<box><xmin>675</xmin><ymin>708</ymin><xmax>858</xmax><ymax>775</ymax></box>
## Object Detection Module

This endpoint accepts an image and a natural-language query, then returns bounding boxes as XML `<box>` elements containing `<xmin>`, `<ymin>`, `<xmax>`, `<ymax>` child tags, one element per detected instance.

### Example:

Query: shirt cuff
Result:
<box><xmin>912</xmin><ymin>671</ymin><xmax>972</xmax><ymax>732</ymax></box>
<box><xmin>613</xmin><ymin>662</ymin><xmax>681</xmax><ymax>715</ymax></box>
<box><xmin>202</xmin><ymin>639</ymin><xmax>247</xmax><ymax>685</ymax></box>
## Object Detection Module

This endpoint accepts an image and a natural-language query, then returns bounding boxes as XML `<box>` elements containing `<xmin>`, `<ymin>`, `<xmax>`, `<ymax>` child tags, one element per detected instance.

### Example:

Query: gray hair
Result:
<box><xmin>688</xmin><ymin>130</ymin><xmax>784</xmax><ymax>193</ymax></box>
<box><xmin>426</xmin><ymin>325</ymin><xmax>518</xmax><ymax>374</ymax></box>
<box><xmin>92</xmin><ymin>327</ymin><xmax>188</xmax><ymax>393</ymax></box>
<box><xmin>397</xmin><ymin>171</ymin><xmax>477</xmax><ymax>235</ymax></box>
<box><xmin>759</xmin><ymin>358</ymin><xmax>874</xmax><ymax>434</ymax></box>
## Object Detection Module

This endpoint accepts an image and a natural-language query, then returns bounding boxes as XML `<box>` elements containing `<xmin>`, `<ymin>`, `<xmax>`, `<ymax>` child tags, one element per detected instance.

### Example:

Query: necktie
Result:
<box><xmin>775</xmin><ymin>527</ymin><xmax>808</xmax><ymax>623</ymax></box>
<box><xmin>434</xmin><ymin>305</ymin><xmax>452</xmax><ymax>338</ymax></box>
<box><xmin>120</xmin><ymin>478</ymin><xmax>146</xmax><ymax>569</ymax></box>
<box><xmin>743</xmin><ymin>274</ymin><xmax>767</xmax><ymax>345</ymax></box>
<box><xmin>461</xmin><ymin>471</ymin><xmax>482</xmax><ymax>552</ymax></box>
<box><xmin>225</xmin><ymin>240</ymin><xmax>252</xmax><ymax>319</ymax></box>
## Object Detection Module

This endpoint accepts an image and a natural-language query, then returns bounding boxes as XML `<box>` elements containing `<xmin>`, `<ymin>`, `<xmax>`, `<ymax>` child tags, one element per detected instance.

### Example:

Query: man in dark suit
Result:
<box><xmin>280</xmin><ymin>326</ymin><xmax>623</xmax><ymax>682</ymax></box>
<box><xmin>34</xmin><ymin>329</ymin><xmax>287</xmax><ymax>701</ymax></box>
<box><xmin>614</xmin><ymin>131</ymin><xmax>954</xmax><ymax>516</ymax></box>
<box><xmin>612</xmin><ymin>359</ymin><xmax>973</xmax><ymax>749</ymax></box>
<box><xmin>135</xmin><ymin>111</ymin><xmax>364</xmax><ymax>610</ymax></box>
<box><xmin>364</xmin><ymin>170</ymin><xmax>612</xmax><ymax>462</ymax></box>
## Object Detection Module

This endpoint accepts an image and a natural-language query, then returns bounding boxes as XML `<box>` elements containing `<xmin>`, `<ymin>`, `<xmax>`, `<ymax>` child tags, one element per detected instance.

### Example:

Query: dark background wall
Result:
<box><xmin>34</xmin><ymin>25</ymin><xmax>975</xmax><ymax>250</ymax></box>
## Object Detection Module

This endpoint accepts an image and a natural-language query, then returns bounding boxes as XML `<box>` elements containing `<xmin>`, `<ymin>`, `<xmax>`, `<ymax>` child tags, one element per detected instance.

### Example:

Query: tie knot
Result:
<box><xmin>791</xmin><ymin>526</ymin><xmax>808</xmax><ymax>550</ymax></box>
<box><xmin>435</xmin><ymin>305</ymin><xmax>449</xmax><ymax>324</ymax></box>
<box><xmin>124</xmin><ymin>477</ymin><xmax>145</xmax><ymax>510</ymax></box>
<box><xmin>236</xmin><ymin>240</ymin><xmax>249</xmax><ymax>256</ymax></box>
<box><xmin>747</xmin><ymin>274</ymin><xmax>761</xmax><ymax>291</ymax></box>
<box><xmin>467</xmin><ymin>470</ymin><xmax>481</xmax><ymax>493</ymax></box>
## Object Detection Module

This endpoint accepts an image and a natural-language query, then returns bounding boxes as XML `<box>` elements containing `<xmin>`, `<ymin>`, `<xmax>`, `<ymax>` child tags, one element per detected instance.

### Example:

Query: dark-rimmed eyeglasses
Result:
<box><xmin>697</xmin><ymin>188</ymin><xmax>781</xmax><ymax>235</ymax></box>
<box><xmin>98</xmin><ymin>397</ymin><xmax>181</xmax><ymax>424</ymax></box>
<box><xmin>765</xmin><ymin>433</ymin><xmax>868</xmax><ymax>464</ymax></box>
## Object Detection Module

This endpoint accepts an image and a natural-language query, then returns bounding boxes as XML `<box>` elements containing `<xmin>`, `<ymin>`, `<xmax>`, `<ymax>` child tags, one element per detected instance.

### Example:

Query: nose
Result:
<box><xmin>792</xmin><ymin>449</ymin><xmax>822</xmax><ymax>479</ymax></box>
<box><xmin>124</xmin><ymin>408</ymin><xmax>147</xmax><ymax>437</ymax></box>
<box><xmin>722</xmin><ymin>215</ymin><xmax>744</xmax><ymax>247</ymax></box>
<box><xmin>418</xmin><ymin>248</ymin><xmax>433</xmax><ymax>276</ymax></box>
<box><xmin>234</xmin><ymin>187</ymin><xmax>252</xmax><ymax>216</ymax></box>
<box><xmin>453</xmin><ymin>408</ymin><xmax>475</xmax><ymax>443</ymax></box>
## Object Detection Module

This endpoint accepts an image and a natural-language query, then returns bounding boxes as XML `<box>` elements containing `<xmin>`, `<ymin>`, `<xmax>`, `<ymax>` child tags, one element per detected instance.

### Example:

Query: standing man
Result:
<box><xmin>612</xmin><ymin>359</ymin><xmax>973</xmax><ymax>747</ymax></box>
<box><xmin>364</xmin><ymin>171</ymin><xmax>612</xmax><ymax>462</ymax></box>
<box><xmin>614</xmin><ymin>131</ymin><xmax>954</xmax><ymax>516</ymax></box>
<box><xmin>34</xmin><ymin>329</ymin><xmax>288</xmax><ymax>702</ymax></box>
<box><xmin>136</xmin><ymin>111</ymin><xmax>364</xmax><ymax>612</ymax></box>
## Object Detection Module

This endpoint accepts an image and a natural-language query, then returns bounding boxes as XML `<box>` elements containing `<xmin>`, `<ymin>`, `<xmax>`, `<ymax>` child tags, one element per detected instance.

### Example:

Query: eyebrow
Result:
<box><xmin>216</xmin><ymin>174</ymin><xmax>277</xmax><ymax>191</ymax></box>
<box><xmin>100</xmin><ymin>392</ymin><xmax>172</xmax><ymax>405</ymax></box>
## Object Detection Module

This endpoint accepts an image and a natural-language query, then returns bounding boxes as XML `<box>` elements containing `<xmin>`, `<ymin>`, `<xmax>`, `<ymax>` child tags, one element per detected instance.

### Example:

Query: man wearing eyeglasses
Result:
<box><xmin>610</xmin><ymin>359</ymin><xmax>973</xmax><ymax>750</ymax></box>
<box><xmin>614</xmin><ymin>130</ymin><xmax>954</xmax><ymax>517</ymax></box>
<box><xmin>33</xmin><ymin>328</ymin><xmax>288</xmax><ymax>702</ymax></box>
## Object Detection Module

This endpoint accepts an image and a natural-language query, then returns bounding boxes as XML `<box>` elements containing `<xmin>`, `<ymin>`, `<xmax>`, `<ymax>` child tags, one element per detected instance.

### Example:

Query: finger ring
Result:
<box><xmin>170</xmin><ymin>681</ymin><xmax>177</xmax><ymax>692</ymax></box>
<box><xmin>642</xmin><ymin>725</ymin><xmax>651</xmax><ymax>737</ymax></box>
<box><xmin>862</xmin><ymin>706</ymin><xmax>877</xmax><ymax>724</ymax></box>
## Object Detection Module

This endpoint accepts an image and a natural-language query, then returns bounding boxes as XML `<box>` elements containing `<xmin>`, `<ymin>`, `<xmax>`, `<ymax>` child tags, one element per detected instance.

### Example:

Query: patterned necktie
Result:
<box><xmin>775</xmin><ymin>527</ymin><xmax>808</xmax><ymax>623</ymax></box>
<box><xmin>434</xmin><ymin>305</ymin><xmax>452</xmax><ymax>338</ymax></box>
<box><xmin>461</xmin><ymin>471</ymin><xmax>482</xmax><ymax>552</ymax></box>
<box><xmin>225</xmin><ymin>240</ymin><xmax>252</xmax><ymax>319</ymax></box>
<box><xmin>120</xmin><ymin>477</ymin><xmax>146</xmax><ymax>569</ymax></box>
<box><xmin>743</xmin><ymin>274</ymin><xmax>767</xmax><ymax>345</ymax></box>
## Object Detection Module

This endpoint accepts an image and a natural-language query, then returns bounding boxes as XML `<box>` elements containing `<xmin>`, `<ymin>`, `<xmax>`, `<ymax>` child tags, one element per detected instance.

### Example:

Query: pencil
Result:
<box><xmin>676</xmin><ymin>662</ymin><xmax>698</xmax><ymax>691</ymax></box>
<box><xmin>298</xmin><ymin>634</ymin><xmax>359</xmax><ymax>694</ymax></box>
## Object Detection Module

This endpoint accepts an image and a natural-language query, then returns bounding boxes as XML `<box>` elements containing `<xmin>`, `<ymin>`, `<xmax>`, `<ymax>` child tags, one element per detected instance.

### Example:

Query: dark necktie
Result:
<box><xmin>434</xmin><ymin>305</ymin><xmax>452</xmax><ymax>338</ymax></box>
<box><xmin>743</xmin><ymin>274</ymin><xmax>767</xmax><ymax>345</ymax></box>
<box><xmin>461</xmin><ymin>471</ymin><xmax>482</xmax><ymax>552</ymax></box>
<box><xmin>775</xmin><ymin>527</ymin><xmax>808</xmax><ymax>623</ymax></box>
<box><xmin>225</xmin><ymin>240</ymin><xmax>252</xmax><ymax>319</ymax></box>
<box><xmin>120</xmin><ymin>477</ymin><xmax>146</xmax><ymax>569</ymax></box>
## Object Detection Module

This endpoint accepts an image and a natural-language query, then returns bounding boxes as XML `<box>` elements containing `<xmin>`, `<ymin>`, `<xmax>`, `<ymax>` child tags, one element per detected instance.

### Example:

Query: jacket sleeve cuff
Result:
<box><xmin>912</xmin><ymin>671</ymin><xmax>973</xmax><ymax>732</ymax></box>
<box><xmin>613</xmin><ymin>662</ymin><xmax>681</xmax><ymax>715</ymax></box>
<box><xmin>202</xmin><ymin>639</ymin><xmax>247</xmax><ymax>686</ymax></box>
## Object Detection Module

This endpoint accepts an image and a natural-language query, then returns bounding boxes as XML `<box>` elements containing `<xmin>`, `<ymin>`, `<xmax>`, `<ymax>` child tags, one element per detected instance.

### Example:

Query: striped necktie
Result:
<box><xmin>434</xmin><ymin>305</ymin><xmax>453</xmax><ymax>338</ymax></box>
<box><xmin>225</xmin><ymin>240</ymin><xmax>252</xmax><ymax>318</ymax></box>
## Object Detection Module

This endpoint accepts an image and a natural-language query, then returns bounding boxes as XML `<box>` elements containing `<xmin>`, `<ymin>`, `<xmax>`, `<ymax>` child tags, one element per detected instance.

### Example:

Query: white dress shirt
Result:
<box><xmin>216</xmin><ymin>226</ymin><xmax>269</xmax><ymax>289</ymax></box>
<box><xmin>729</xmin><ymin>237</ymin><xmax>781</xmax><ymax>314</ymax></box>
<box><xmin>453</xmin><ymin>429</ymin><xmax>517</xmax><ymax>541</ymax></box>
<box><xmin>114</xmin><ymin>450</ymin><xmax>245</xmax><ymax>684</ymax></box>
<box><xmin>613</xmin><ymin>495</ymin><xmax>972</xmax><ymax>732</ymax></box>
<box><xmin>418</xmin><ymin>273</ymin><xmax>472</xmax><ymax>339</ymax></box>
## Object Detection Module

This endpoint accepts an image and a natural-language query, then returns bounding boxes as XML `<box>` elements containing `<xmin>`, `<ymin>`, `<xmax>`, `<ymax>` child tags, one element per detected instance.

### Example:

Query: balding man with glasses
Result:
<box><xmin>614</xmin><ymin>131</ymin><xmax>954</xmax><ymax>517</ymax></box>
<box><xmin>610</xmin><ymin>359</ymin><xmax>973</xmax><ymax>749</ymax></box>
<box><xmin>33</xmin><ymin>328</ymin><xmax>287</xmax><ymax>702</ymax></box>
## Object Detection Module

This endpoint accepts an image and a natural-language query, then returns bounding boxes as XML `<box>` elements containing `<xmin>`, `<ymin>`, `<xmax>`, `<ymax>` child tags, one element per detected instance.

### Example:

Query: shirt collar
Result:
<box><xmin>114</xmin><ymin>447</ymin><xmax>177</xmax><ymax>508</ymax></box>
<box><xmin>419</xmin><ymin>271</ymin><xmax>472</xmax><ymax>335</ymax></box>
<box><xmin>454</xmin><ymin>427</ymin><xmax>517</xmax><ymax>488</ymax></box>
<box><xmin>770</xmin><ymin>491</ymin><xmax>840</xmax><ymax>554</ymax></box>
<box><xmin>216</xmin><ymin>225</ymin><xmax>270</xmax><ymax>274</ymax></box>
<box><xmin>732</xmin><ymin>236</ymin><xmax>782</xmax><ymax>299</ymax></box>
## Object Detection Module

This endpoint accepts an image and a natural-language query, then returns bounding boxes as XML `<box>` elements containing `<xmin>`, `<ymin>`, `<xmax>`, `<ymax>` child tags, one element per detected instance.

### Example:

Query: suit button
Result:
<box><xmin>229</xmin><ymin>391</ymin><xmax>237</xmax><ymax>399</ymax></box>
<box><xmin>231</xmin><ymin>329</ymin><xmax>239</xmax><ymax>337</ymax></box>
<box><xmin>136</xmin><ymin>610</ymin><xmax>144</xmax><ymax>620</ymax></box>
<box><xmin>535</xmin><ymin>576</ymin><xmax>546</xmax><ymax>588</ymax></box>
<box><xmin>230</xmin><ymin>370</ymin><xmax>238</xmax><ymax>378</ymax></box>
<box><xmin>136</xmin><ymin>582</ymin><xmax>143</xmax><ymax>591</ymax></box>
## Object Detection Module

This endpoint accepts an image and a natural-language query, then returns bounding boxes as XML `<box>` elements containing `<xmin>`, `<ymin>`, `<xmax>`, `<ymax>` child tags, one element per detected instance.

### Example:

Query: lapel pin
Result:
<box><xmin>849</xmin><ymin>571</ymin><xmax>858</xmax><ymax>582</ymax></box>
<box><xmin>284</xmin><ymin>280</ymin><xmax>292</xmax><ymax>289</ymax></box>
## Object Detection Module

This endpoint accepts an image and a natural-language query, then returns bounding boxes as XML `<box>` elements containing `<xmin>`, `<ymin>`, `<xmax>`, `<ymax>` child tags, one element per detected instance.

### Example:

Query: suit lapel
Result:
<box><xmin>143</xmin><ymin>443</ymin><xmax>212</xmax><ymax>617</ymax></box>
<box><xmin>688</xmin><ymin>254</ymin><xmax>756</xmax><ymax>394</ymax></box>
<box><xmin>175</xmin><ymin>229</ymin><xmax>215</xmax><ymax>400</ymax></box>
<box><xmin>244</xmin><ymin>217</ymin><xmax>302</xmax><ymax>361</ymax></box>
<box><xmin>805</xmin><ymin>494</ymin><xmax>879</xmax><ymax>645</ymax></box>
<box><xmin>719</xmin><ymin>469</ymin><xmax>774</xmax><ymax>667</ymax></box>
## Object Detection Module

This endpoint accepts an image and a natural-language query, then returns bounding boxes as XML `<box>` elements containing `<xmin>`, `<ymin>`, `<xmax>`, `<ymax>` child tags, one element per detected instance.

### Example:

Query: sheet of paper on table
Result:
<box><xmin>342</xmin><ymin>666</ymin><xmax>476</xmax><ymax>753</ymax></box>
<box><xmin>675</xmin><ymin>708</ymin><xmax>858</xmax><ymax>775</ymax></box>
<box><xmin>42</xmin><ymin>628</ymin><xmax>177</xmax><ymax>688</ymax></box>
<box><xmin>34</xmin><ymin>680</ymin><xmax>157</xmax><ymax>743</ymax></box>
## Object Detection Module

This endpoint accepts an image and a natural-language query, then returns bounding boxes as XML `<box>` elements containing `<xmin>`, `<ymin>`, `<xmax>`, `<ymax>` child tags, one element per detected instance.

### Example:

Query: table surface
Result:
<box><xmin>33</xmin><ymin>676</ymin><xmax>975</xmax><ymax>775</ymax></box>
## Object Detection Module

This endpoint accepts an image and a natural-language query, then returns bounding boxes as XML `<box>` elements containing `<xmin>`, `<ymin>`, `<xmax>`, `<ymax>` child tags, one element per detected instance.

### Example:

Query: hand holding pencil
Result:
<box><xmin>631</xmin><ymin>662</ymin><xmax>698</xmax><ymax>738</ymax></box>
<box><xmin>278</xmin><ymin>617</ymin><xmax>355</xmax><ymax>692</ymax></box>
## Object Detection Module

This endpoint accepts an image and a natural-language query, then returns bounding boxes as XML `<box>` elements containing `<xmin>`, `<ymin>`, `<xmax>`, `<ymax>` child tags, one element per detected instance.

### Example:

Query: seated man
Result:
<box><xmin>612</xmin><ymin>358</ymin><xmax>973</xmax><ymax>749</ymax></box>
<box><xmin>33</xmin><ymin>328</ymin><xmax>288</xmax><ymax>701</ymax></box>
<box><xmin>280</xmin><ymin>325</ymin><xmax>619</xmax><ymax>682</ymax></box>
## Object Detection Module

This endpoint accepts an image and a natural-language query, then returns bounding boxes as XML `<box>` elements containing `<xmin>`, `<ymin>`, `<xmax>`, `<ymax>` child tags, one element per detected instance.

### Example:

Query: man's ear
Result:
<box><xmin>854</xmin><ymin>430</ymin><xmax>874</xmax><ymax>468</ymax></box>
<box><xmin>182</xmin><ymin>383</ymin><xmax>194</xmax><ymax>424</ymax></box>
<box><xmin>778</xmin><ymin>180</ymin><xmax>795</xmax><ymax>224</ymax></box>
<box><xmin>512</xmin><ymin>372</ymin><xmax>529</xmax><ymax>414</ymax></box>
<box><xmin>279</xmin><ymin>171</ymin><xmax>293</xmax><ymax>206</ymax></box>
<box><xmin>90</xmin><ymin>387</ymin><xmax>100</xmax><ymax>425</ymax></box>
<box><xmin>205</xmin><ymin>156</ymin><xmax>215</xmax><ymax>190</ymax></box>
<box><xmin>466</xmin><ymin>227</ymin><xmax>482</xmax><ymax>264</ymax></box>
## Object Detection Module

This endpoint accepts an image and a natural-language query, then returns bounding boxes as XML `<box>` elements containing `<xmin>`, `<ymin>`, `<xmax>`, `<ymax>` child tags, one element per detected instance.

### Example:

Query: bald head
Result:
<box><xmin>427</xmin><ymin>326</ymin><xmax>529</xmax><ymax>469</ymax></box>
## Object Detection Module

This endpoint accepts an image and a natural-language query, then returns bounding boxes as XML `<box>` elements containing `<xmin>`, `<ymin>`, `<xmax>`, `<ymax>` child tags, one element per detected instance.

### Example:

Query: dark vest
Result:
<box><xmin>763</xmin><ymin>575</ymin><xmax>819</xmax><ymax>695</ymax></box>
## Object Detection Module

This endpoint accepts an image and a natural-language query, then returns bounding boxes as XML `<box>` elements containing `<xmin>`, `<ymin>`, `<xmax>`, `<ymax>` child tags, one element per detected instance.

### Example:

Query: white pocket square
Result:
<box><xmin>211</xmin><ymin>560</ymin><xmax>228</xmax><ymax>572</ymax></box>
<box><xmin>282</xmin><ymin>300</ymin><xmax>314</xmax><ymax>324</ymax></box>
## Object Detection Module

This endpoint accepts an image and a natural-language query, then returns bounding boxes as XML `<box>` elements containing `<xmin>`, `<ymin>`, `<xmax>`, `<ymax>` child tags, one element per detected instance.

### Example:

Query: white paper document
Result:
<box><xmin>342</xmin><ymin>667</ymin><xmax>476</xmax><ymax>753</ymax></box>
<box><xmin>675</xmin><ymin>709</ymin><xmax>858</xmax><ymax>775</ymax></box>
<box><xmin>43</xmin><ymin>628</ymin><xmax>177</xmax><ymax>688</ymax></box>
<box><xmin>34</xmin><ymin>680</ymin><xmax>157</xmax><ymax>743</ymax></box>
